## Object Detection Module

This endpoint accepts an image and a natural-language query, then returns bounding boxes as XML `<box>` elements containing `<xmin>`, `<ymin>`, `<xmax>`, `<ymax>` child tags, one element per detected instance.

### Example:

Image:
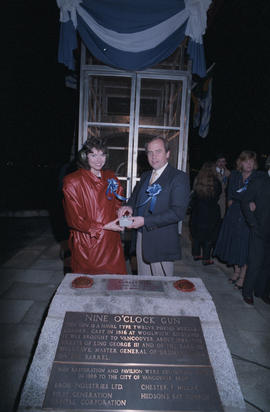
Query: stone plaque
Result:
<box><xmin>43</xmin><ymin>312</ymin><xmax>223</xmax><ymax>411</ymax></box>
<box><xmin>107</xmin><ymin>278</ymin><xmax>164</xmax><ymax>292</ymax></box>
<box><xmin>54</xmin><ymin>312</ymin><xmax>210</xmax><ymax>365</ymax></box>
<box><xmin>44</xmin><ymin>364</ymin><xmax>222</xmax><ymax>410</ymax></box>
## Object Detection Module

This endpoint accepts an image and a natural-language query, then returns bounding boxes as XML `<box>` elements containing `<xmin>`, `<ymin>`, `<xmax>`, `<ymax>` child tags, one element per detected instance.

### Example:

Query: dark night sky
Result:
<box><xmin>2</xmin><ymin>1</ymin><xmax>76</xmax><ymax>165</ymax></box>
<box><xmin>1</xmin><ymin>1</ymin><xmax>270</xmax><ymax>209</ymax></box>
<box><xmin>201</xmin><ymin>0</ymin><xmax>270</xmax><ymax>168</ymax></box>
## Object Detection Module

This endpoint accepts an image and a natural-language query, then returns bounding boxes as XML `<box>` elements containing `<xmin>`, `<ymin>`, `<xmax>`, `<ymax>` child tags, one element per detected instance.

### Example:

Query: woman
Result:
<box><xmin>190</xmin><ymin>162</ymin><xmax>222</xmax><ymax>265</ymax></box>
<box><xmin>215</xmin><ymin>153</ymin><xmax>231</xmax><ymax>219</ymax></box>
<box><xmin>63</xmin><ymin>137</ymin><xmax>127</xmax><ymax>275</ymax></box>
<box><xmin>214</xmin><ymin>150</ymin><xmax>258</xmax><ymax>289</ymax></box>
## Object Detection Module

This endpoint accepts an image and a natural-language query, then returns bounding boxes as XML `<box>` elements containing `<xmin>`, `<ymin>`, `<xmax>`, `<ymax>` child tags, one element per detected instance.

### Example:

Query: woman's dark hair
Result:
<box><xmin>77</xmin><ymin>137</ymin><xmax>108</xmax><ymax>170</ymax></box>
<box><xmin>236</xmin><ymin>150</ymin><xmax>258</xmax><ymax>171</ymax></box>
<box><xmin>194</xmin><ymin>162</ymin><xmax>217</xmax><ymax>198</ymax></box>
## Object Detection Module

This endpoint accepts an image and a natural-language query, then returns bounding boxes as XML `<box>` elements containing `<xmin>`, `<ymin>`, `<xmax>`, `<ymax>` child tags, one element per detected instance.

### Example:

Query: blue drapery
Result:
<box><xmin>57</xmin><ymin>0</ymin><xmax>210</xmax><ymax>78</ymax></box>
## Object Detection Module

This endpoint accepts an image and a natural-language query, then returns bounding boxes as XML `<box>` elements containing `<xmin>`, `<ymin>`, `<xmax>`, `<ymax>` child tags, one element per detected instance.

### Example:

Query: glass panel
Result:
<box><xmin>139</xmin><ymin>79</ymin><xmax>183</xmax><ymax>127</ymax></box>
<box><xmin>137</xmin><ymin>128</ymin><xmax>180</xmax><ymax>174</ymax></box>
<box><xmin>88</xmin><ymin>76</ymin><xmax>132</xmax><ymax>124</ymax></box>
<box><xmin>108</xmin><ymin>148</ymin><xmax>128</xmax><ymax>177</ymax></box>
<box><xmin>87</xmin><ymin>126</ymin><xmax>130</xmax><ymax>178</ymax></box>
<box><xmin>87</xmin><ymin>126</ymin><xmax>129</xmax><ymax>145</ymax></box>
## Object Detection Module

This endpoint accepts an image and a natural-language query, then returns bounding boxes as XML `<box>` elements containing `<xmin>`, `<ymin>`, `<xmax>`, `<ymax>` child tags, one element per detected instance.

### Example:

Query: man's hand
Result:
<box><xmin>103</xmin><ymin>219</ymin><xmax>124</xmax><ymax>232</ymax></box>
<box><xmin>117</xmin><ymin>206</ymin><xmax>133</xmax><ymax>218</ymax></box>
<box><xmin>129</xmin><ymin>216</ymin><xmax>144</xmax><ymax>229</ymax></box>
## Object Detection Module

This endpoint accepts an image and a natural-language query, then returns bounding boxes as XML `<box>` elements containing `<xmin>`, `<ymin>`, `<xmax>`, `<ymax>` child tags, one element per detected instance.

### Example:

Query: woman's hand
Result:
<box><xmin>117</xmin><ymin>206</ymin><xmax>133</xmax><ymax>218</ymax></box>
<box><xmin>103</xmin><ymin>219</ymin><xmax>124</xmax><ymax>232</ymax></box>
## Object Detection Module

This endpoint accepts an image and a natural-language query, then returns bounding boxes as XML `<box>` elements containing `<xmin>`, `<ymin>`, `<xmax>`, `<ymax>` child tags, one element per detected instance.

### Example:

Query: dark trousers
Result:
<box><xmin>192</xmin><ymin>239</ymin><xmax>212</xmax><ymax>260</ymax></box>
<box><xmin>243</xmin><ymin>230</ymin><xmax>270</xmax><ymax>297</ymax></box>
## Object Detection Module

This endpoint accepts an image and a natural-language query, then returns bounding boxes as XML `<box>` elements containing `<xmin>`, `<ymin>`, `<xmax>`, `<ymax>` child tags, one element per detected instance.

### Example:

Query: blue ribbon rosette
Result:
<box><xmin>138</xmin><ymin>184</ymin><xmax>162</xmax><ymax>213</ymax></box>
<box><xmin>236</xmin><ymin>178</ymin><xmax>250</xmax><ymax>193</ymax></box>
<box><xmin>106</xmin><ymin>178</ymin><xmax>128</xmax><ymax>201</ymax></box>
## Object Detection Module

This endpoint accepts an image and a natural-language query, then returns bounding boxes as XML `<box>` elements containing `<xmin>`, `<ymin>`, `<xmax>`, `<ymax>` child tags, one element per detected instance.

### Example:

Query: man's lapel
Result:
<box><xmin>154</xmin><ymin>164</ymin><xmax>171</xmax><ymax>187</ymax></box>
<box><xmin>134</xmin><ymin>171</ymin><xmax>151</xmax><ymax>206</ymax></box>
<box><xmin>140</xmin><ymin>170</ymin><xmax>152</xmax><ymax>186</ymax></box>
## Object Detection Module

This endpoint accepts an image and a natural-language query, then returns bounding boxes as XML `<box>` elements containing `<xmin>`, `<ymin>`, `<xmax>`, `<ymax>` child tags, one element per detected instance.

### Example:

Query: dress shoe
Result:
<box><xmin>243</xmin><ymin>296</ymin><xmax>254</xmax><ymax>305</ymax></box>
<box><xmin>234</xmin><ymin>284</ymin><xmax>243</xmax><ymax>290</ymax></box>
<box><xmin>254</xmin><ymin>294</ymin><xmax>270</xmax><ymax>304</ymax></box>
<box><xmin>234</xmin><ymin>277</ymin><xmax>244</xmax><ymax>290</ymax></box>
<box><xmin>193</xmin><ymin>256</ymin><xmax>202</xmax><ymax>261</ymax></box>
<box><xmin>202</xmin><ymin>260</ymin><xmax>214</xmax><ymax>266</ymax></box>
<box><xmin>228</xmin><ymin>276</ymin><xmax>240</xmax><ymax>284</ymax></box>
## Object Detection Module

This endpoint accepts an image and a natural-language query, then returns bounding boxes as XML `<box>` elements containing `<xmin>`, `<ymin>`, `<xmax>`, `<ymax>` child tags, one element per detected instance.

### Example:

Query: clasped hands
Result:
<box><xmin>103</xmin><ymin>206</ymin><xmax>144</xmax><ymax>232</ymax></box>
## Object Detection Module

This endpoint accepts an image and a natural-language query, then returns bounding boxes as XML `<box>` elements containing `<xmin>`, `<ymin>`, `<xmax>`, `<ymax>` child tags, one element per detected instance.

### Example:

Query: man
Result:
<box><xmin>241</xmin><ymin>155</ymin><xmax>270</xmax><ymax>305</ymax></box>
<box><xmin>118</xmin><ymin>137</ymin><xmax>190</xmax><ymax>276</ymax></box>
<box><xmin>215</xmin><ymin>153</ymin><xmax>230</xmax><ymax>218</ymax></box>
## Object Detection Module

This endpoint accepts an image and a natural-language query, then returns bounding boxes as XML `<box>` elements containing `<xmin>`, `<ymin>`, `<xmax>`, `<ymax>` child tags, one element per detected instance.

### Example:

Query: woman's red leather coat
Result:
<box><xmin>63</xmin><ymin>168</ymin><xmax>127</xmax><ymax>274</ymax></box>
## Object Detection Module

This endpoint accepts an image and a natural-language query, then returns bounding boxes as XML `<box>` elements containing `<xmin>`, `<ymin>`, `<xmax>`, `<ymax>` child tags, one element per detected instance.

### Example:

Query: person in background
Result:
<box><xmin>190</xmin><ymin>162</ymin><xmax>222</xmax><ymax>265</ymax></box>
<box><xmin>215</xmin><ymin>153</ymin><xmax>231</xmax><ymax>219</ymax></box>
<box><xmin>55</xmin><ymin>159</ymin><xmax>77</xmax><ymax>274</ymax></box>
<box><xmin>214</xmin><ymin>150</ymin><xmax>259</xmax><ymax>289</ymax></box>
<box><xmin>118</xmin><ymin>137</ymin><xmax>190</xmax><ymax>276</ymax></box>
<box><xmin>241</xmin><ymin>155</ymin><xmax>270</xmax><ymax>305</ymax></box>
<box><xmin>63</xmin><ymin>137</ymin><xmax>127</xmax><ymax>275</ymax></box>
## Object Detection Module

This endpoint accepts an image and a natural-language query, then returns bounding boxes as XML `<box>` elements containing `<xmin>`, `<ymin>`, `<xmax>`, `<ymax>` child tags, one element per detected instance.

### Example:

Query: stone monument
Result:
<box><xmin>18</xmin><ymin>275</ymin><xmax>246</xmax><ymax>411</ymax></box>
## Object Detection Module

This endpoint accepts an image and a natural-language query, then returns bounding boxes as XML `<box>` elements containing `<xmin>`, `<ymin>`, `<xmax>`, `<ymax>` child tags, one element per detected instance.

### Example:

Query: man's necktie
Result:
<box><xmin>150</xmin><ymin>170</ymin><xmax>158</xmax><ymax>185</ymax></box>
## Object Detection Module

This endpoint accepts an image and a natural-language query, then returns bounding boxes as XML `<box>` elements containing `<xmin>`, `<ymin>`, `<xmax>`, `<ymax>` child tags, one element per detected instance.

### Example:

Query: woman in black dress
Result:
<box><xmin>190</xmin><ymin>162</ymin><xmax>222</xmax><ymax>265</ymax></box>
<box><xmin>214</xmin><ymin>150</ymin><xmax>258</xmax><ymax>289</ymax></box>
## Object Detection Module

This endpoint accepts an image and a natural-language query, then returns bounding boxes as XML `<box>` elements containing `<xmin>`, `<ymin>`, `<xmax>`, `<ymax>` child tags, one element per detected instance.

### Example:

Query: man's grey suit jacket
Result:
<box><xmin>127</xmin><ymin>164</ymin><xmax>190</xmax><ymax>263</ymax></box>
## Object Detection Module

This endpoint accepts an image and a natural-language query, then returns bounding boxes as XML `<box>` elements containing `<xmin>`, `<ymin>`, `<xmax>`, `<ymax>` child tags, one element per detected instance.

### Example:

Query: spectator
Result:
<box><xmin>190</xmin><ymin>162</ymin><xmax>222</xmax><ymax>265</ymax></box>
<box><xmin>56</xmin><ymin>159</ymin><xmax>77</xmax><ymax>274</ymax></box>
<box><xmin>215</xmin><ymin>153</ymin><xmax>230</xmax><ymax>218</ymax></box>
<box><xmin>214</xmin><ymin>150</ymin><xmax>259</xmax><ymax>289</ymax></box>
<box><xmin>241</xmin><ymin>155</ymin><xmax>270</xmax><ymax>305</ymax></box>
